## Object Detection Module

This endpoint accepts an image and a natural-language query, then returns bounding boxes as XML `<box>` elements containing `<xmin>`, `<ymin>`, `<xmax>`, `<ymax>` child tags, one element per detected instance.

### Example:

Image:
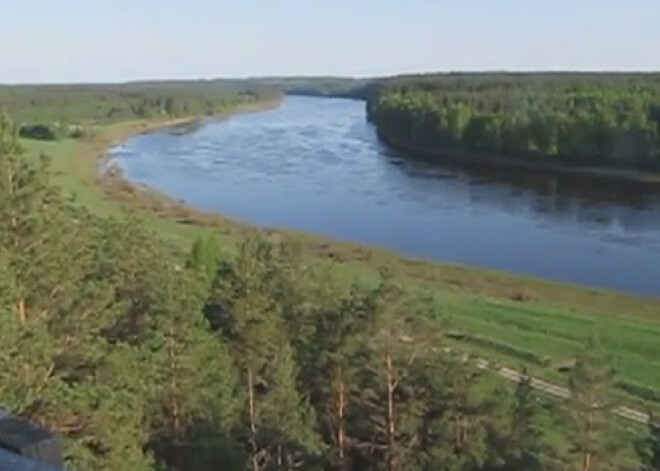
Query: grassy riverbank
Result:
<box><xmin>22</xmin><ymin>103</ymin><xmax>660</xmax><ymax>417</ymax></box>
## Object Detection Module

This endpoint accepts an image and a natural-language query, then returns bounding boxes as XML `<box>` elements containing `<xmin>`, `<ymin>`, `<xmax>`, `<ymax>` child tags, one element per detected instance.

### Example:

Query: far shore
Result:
<box><xmin>378</xmin><ymin>133</ymin><xmax>660</xmax><ymax>186</ymax></box>
<box><xmin>114</xmin><ymin>97</ymin><xmax>283</xmax><ymax>143</ymax></box>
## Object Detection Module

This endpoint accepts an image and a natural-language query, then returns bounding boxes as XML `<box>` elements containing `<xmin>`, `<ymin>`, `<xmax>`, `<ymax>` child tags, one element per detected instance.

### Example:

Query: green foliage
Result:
<box><xmin>413</xmin><ymin>352</ymin><xmax>494</xmax><ymax>471</ymax></box>
<box><xmin>0</xmin><ymin>113</ymin><xmax>154</xmax><ymax>469</ymax></box>
<box><xmin>240</xmin><ymin>76</ymin><xmax>372</xmax><ymax>99</ymax></box>
<box><xmin>498</xmin><ymin>370</ymin><xmax>544</xmax><ymax>471</ymax></box>
<box><xmin>188</xmin><ymin>232</ymin><xmax>222</xmax><ymax>281</ymax></box>
<box><xmin>0</xmin><ymin>110</ymin><xmax>656</xmax><ymax>471</ymax></box>
<box><xmin>568</xmin><ymin>335</ymin><xmax>619</xmax><ymax>471</ymax></box>
<box><xmin>353</xmin><ymin>273</ymin><xmax>440</xmax><ymax>470</ymax></box>
<box><xmin>0</xmin><ymin>81</ymin><xmax>280</xmax><ymax>137</ymax></box>
<box><xmin>368</xmin><ymin>73</ymin><xmax>660</xmax><ymax>170</ymax></box>
<box><xmin>637</xmin><ymin>417</ymin><xmax>660</xmax><ymax>471</ymax></box>
<box><xmin>19</xmin><ymin>123</ymin><xmax>59</xmax><ymax>141</ymax></box>
<box><xmin>206</xmin><ymin>235</ymin><xmax>324</xmax><ymax>470</ymax></box>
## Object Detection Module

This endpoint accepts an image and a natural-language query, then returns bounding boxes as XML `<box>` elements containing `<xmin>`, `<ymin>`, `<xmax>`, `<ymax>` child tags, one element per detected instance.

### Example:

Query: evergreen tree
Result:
<box><xmin>309</xmin><ymin>282</ymin><xmax>368</xmax><ymax>470</ymax></box>
<box><xmin>490</xmin><ymin>368</ymin><xmax>543</xmax><ymax>471</ymax></box>
<box><xmin>0</xmin><ymin>114</ymin><xmax>154</xmax><ymax>469</ymax></box>
<box><xmin>0</xmin><ymin>113</ymin><xmax>68</xmax><ymax>325</ymax></box>
<box><xmin>270</xmin><ymin>238</ymin><xmax>319</xmax><ymax>371</ymax></box>
<box><xmin>356</xmin><ymin>272</ymin><xmax>438</xmax><ymax>471</ymax></box>
<box><xmin>425</xmin><ymin>354</ymin><xmax>492</xmax><ymax>471</ymax></box>
<box><xmin>142</xmin><ymin>259</ymin><xmax>241</xmax><ymax>470</ymax></box>
<box><xmin>568</xmin><ymin>335</ymin><xmax>617</xmax><ymax>471</ymax></box>
<box><xmin>637</xmin><ymin>416</ymin><xmax>660</xmax><ymax>471</ymax></box>
<box><xmin>188</xmin><ymin>232</ymin><xmax>222</xmax><ymax>281</ymax></box>
<box><xmin>208</xmin><ymin>235</ymin><xmax>322</xmax><ymax>470</ymax></box>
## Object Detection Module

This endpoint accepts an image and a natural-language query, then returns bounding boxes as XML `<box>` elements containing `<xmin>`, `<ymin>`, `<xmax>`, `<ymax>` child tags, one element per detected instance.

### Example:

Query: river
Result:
<box><xmin>109</xmin><ymin>96</ymin><xmax>660</xmax><ymax>296</ymax></box>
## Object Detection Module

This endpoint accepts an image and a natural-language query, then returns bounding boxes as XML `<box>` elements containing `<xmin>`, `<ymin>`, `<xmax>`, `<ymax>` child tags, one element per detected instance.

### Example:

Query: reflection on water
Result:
<box><xmin>385</xmin><ymin>154</ymin><xmax>660</xmax><ymax>241</ymax></box>
<box><xmin>109</xmin><ymin>96</ymin><xmax>660</xmax><ymax>296</ymax></box>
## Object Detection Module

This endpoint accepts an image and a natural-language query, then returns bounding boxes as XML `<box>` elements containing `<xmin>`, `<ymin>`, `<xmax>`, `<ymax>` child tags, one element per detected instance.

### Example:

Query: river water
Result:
<box><xmin>109</xmin><ymin>96</ymin><xmax>660</xmax><ymax>296</ymax></box>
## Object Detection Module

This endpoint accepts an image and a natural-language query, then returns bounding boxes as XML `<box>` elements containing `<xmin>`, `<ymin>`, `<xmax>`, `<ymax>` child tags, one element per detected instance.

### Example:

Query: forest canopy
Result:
<box><xmin>0</xmin><ymin>81</ymin><xmax>280</xmax><ymax>139</ymax></box>
<box><xmin>367</xmin><ymin>73</ymin><xmax>660</xmax><ymax>170</ymax></box>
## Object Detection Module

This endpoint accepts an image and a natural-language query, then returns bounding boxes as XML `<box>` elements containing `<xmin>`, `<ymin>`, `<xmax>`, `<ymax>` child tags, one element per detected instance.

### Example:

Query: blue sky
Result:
<box><xmin>2</xmin><ymin>0</ymin><xmax>659</xmax><ymax>83</ymax></box>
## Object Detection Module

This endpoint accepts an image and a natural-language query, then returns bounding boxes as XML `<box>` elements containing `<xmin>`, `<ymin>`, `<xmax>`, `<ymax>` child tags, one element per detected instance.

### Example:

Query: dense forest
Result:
<box><xmin>235</xmin><ymin>77</ymin><xmax>372</xmax><ymax>99</ymax></box>
<box><xmin>1</xmin><ymin>109</ymin><xmax>659</xmax><ymax>471</ymax></box>
<box><xmin>0</xmin><ymin>81</ymin><xmax>280</xmax><ymax>140</ymax></box>
<box><xmin>367</xmin><ymin>73</ymin><xmax>660</xmax><ymax>170</ymax></box>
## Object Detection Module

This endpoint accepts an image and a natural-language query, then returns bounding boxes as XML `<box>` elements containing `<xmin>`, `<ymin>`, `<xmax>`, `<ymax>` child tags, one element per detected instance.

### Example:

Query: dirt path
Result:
<box><xmin>475</xmin><ymin>359</ymin><xmax>650</xmax><ymax>424</ymax></box>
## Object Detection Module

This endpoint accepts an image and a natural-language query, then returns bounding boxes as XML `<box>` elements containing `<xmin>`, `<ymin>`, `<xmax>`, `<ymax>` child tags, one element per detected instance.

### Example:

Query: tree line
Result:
<box><xmin>0</xmin><ymin>81</ymin><xmax>280</xmax><ymax>141</ymax></box>
<box><xmin>1</xmin><ymin>111</ymin><xmax>659</xmax><ymax>470</ymax></box>
<box><xmin>367</xmin><ymin>73</ymin><xmax>660</xmax><ymax>170</ymax></box>
<box><xmin>234</xmin><ymin>77</ymin><xmax>372</xmax><ymax>99</ymax></box>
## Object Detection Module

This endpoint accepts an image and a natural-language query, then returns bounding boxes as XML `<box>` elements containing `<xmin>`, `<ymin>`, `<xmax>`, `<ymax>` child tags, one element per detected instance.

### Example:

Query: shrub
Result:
<box><xmin>69</xmin><ymin>126</ymin><xmax>86</xmax><ymax>139</ymax></box>
<box><xmin>19</xmin><ymin>123</ymin><xmax>58</xmax><ymax>140</ymax></box>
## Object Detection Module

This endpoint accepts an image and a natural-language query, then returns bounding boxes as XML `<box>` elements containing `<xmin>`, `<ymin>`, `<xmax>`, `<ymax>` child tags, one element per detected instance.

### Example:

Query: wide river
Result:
<box><xmin>110</xmin><ymin>96</ymin><xmax>660</xmax><ymax>296</ymax></box>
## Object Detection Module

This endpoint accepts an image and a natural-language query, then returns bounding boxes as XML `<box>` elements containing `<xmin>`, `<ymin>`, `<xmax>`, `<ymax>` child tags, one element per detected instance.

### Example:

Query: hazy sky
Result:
<box><xmin>2</xmin><ymin>0</ymin><xmax>659</xmax><ymax>83</ymax></box>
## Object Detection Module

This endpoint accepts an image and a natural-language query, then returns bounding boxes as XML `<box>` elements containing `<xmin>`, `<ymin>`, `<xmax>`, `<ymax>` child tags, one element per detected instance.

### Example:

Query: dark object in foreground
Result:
<box><xmin>0</xmin><ymin>410</ymin><xmax>62</xmax><ymax>470</ymax></box>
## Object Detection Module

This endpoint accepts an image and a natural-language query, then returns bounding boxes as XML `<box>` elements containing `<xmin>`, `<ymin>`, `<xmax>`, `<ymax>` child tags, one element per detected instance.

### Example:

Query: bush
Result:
<box><xmin>19</xmin><ymin>123</ymin><xmax>58</xmax><ymax>141</ymax></box>
<box><xmin>69</xmin><ymin>126</ymin><xmax>86</xmax><ymax>139</ymax></box>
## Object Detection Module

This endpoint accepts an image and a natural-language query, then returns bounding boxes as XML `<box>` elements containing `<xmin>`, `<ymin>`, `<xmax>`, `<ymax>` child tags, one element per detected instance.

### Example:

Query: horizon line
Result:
<box><xmin>3</xmin><ymin>68</ymin><xmax>660</xmax><ymax>86</ymax></box>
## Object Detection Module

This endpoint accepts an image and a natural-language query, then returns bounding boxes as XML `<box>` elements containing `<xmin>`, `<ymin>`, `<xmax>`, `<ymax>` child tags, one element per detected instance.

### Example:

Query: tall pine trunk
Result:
<box><xmin>16</xmin><ymin>298</ymin><xmax>26</xmax><ymax>324</ymax></box>
<box><xmin>582</xmin><ymin>413</ymin><xmax>593</xmax><ymax>471</ymax></box>
<box><xmin>168</xmin><ymin>324</ymin><xmax>182</xmax><ymax>469</ymax></box>
<box><xmin>247</xmin><ymin>367</ymin><xmax>260</xmax><ymax>471</ymax></box>
<box><xmin>168</xmin><ymin>325</ymin><xmax>181</xmax><ymax>434</ymax></box>
<box><xmin>336</xmin><ymin>367</ymin><xmax>346</xmax><ymax>471</ymax></box>
<box><xmin>7</xmin><ymin>166</ymin><xmax>25</xmax><ymax>325</ymax></box>
<box><xmin>386</xmin><ymin>352</ymin><xmax>395</xmax><ymax>471</ymax></box>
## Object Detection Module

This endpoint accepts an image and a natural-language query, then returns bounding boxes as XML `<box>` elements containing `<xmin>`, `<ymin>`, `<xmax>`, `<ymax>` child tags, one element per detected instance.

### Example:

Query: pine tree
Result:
<box><xmin>0</xmin><ymin>113</ymin><xmax>67</xmax><ymax>325</ymax></box>
<box><xmin>208</xmin><ymin>235</ymin><xmax>322</xmax><ymax>470</ymax></box>
<box><xmin>270</xmin><ymin>238</ymin><xmax>318</xmax><ymax>370</ymax></box>
<box><xmin>309</xmin><ymin>282</ymin><xmax>368</xmax><ymax>470</ymax></box>
<box><xmin>495</xmin><ymin>368</ymin><xmax>543</xmax><ymax>471</ymax></box>
<box><xmin>637</xmin><ymin>416</ymin><xmax>660</xmax><ymax>471</ymax></box>
<box><xmin>188</xmin><ymin>232</ymin><xmax>222</xmax><ymax>281</ymax></box>
<box><xmin>142</xmin><ymin>258</ymin><xmax>241</xmax><ymax>469</ymax></box>
<box><xmin>259</xmin><ymin>343</ymin><xmax>322</xmax><ymax>470</ymax></box>
<box><xmin>428</xmin><ymin>354</ymin><xmax>492</xmax><ymax>471</ymax></box>
<box><xmin>568</xmin><ymin>334</ymin><xmax>617</xmax><ymax>471</ymax></box>
<box><xmin>0</xmin><ymin>114</ymin><xmax>154</xmax><ymax>469</ymax></box>
<box><xmin>357</xmin><ymin>271</ymin><xmax>438</xmax><ymax>471</ymax></box>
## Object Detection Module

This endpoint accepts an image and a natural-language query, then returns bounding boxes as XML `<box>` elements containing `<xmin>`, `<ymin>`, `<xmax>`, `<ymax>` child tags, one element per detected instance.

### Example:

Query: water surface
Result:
<box><xmin>110</xmin><ymin>96</ymin><xmax>660</xmax><ymax>296</ymax></box>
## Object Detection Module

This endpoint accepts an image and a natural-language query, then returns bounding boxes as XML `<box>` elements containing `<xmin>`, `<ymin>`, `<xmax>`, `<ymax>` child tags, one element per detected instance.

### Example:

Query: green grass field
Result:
<box><xmin>21</xmin><ymin>117</ymin><xmax>660</xmax><ymax>417</ymax></box>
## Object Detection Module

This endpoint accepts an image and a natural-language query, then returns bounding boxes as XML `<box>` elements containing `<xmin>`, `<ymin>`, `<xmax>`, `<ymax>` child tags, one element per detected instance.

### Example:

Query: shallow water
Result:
<box><xmin>110</xmin><ymin>96</ymin><xmax>660</xmax><ymax>296</ymax></box>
